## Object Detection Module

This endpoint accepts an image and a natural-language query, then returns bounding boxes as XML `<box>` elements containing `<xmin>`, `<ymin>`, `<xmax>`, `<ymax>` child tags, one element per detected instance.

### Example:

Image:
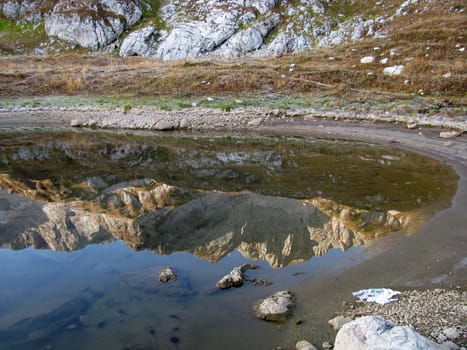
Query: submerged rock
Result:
<box><xmin>334</xmin><ymin>316</ymin><xmax>445</xmax><ymax>350</ymax></box>
<box><xmin>159</xmin><ymin>267</ymin><xmax>177</xmax><ymax>283</ymax></box>
<box><xmin>255</xmin><ymin>290</ymin><xmax>294</xmax><ymax>321</ymax></box>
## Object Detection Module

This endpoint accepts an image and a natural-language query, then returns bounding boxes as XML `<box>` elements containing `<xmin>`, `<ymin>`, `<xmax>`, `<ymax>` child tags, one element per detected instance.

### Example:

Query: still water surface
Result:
<box><xmin>0</xmin><ymin>130</ymin><xmax>457</xmax><ymax>349</ymax></box>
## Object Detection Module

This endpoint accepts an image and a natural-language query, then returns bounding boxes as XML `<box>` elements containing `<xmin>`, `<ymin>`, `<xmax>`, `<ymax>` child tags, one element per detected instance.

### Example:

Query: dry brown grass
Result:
<box><xmin>0</xmin><ymin>7</ymin><xmax>465</xmax><ymax>103</ymax></box>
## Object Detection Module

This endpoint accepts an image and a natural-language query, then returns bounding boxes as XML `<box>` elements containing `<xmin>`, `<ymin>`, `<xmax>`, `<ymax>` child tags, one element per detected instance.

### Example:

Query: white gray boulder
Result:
<box><xmin>45</xmin><ymin>0</ymin><xmax>142</xmax><ymax>51</ymax></box>
<box><xmin>214</xmin><ymin>13</ymin><xmax>281</xmax><ymax>58</ymax></box>
<box><xmin>334</xmin><ymin>316</ymin><xmax>446</xmax><ymax>350</ymax></box>
<box><xmin>155</xmin><ymin>5</ymin><xmax>243</xmax><ymax>61</ymax></box>
<box><xmin>119</xmin><ymin>26</ymin><xmax>157</xmax><ymax>57</ymax></box>
<box><xmin>2</xmin><ymin>0</ymin><xmax>41</xmax><ymax>19</ymax></box>
<box><xmin>255</xmin><ymin>290</ymin><xmax>295</xmax><ymax>321</ymax></box>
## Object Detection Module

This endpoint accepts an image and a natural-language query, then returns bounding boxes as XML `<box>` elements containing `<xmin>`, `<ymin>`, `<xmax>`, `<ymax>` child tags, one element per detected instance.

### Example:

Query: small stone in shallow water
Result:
<box><xmin>255</xmin><ymin>290</ymin><xmax>295</xmax><ymax>321</ymax></box>
<box><xmin>159</xmin><ymin>267</ymin><xmax>177</xmax><ymax>283</ymax></box>
<box><xmin>295</xmin><ymin>340</ymin><xmax>318</xmax><ymax>350</ymax></box>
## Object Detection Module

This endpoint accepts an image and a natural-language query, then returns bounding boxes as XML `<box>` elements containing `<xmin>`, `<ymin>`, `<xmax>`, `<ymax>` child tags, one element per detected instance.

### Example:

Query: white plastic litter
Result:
<box><xmin>352</xmin><ymin>288</ymin><xmax>401</xmax><ymax>305</ymax></box>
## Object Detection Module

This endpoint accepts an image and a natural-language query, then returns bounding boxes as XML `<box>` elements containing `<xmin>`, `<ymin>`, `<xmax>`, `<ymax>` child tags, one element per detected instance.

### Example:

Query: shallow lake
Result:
<box><xmin>0</xmin><ymin>129</ymin><xmax>457</xmax><ymax>349</ymax></box>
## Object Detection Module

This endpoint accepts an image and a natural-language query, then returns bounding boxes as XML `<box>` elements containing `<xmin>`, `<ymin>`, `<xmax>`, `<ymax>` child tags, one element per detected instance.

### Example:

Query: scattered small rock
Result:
<box><xmin>328</xmin><ymin>315</ymin><xmax>352</xmax><ymax>331</ymax></box>
<box><xmin>439</xmin><ymin>131</ymin><xmax>461</xmax><ymax>139</ymax></box>
<box><xmin>443</xmin><ymin>327</ymin><xmax>461</xmax><ymax>340</ymax></box>
<box><xmin>295</xmin><ymin>339</ymin><xmax>318</xmax><ymax>350</ymax></box>
<box><xmin>70</xmin><ymin>119</ymin><xmax>81</xmax><ymax>127</ymax></box>
<box><xmin>322</xmin><ymin>341</ymin><xmax>333</xmax><ymax>349</ymax></box>
<box><xmin>383</xmin><ymin>65</ymin><xmax>404</xmax><ymax>76</ymax></box>
<box><xmin>254</xmin><ymin>279</ymin><xmax>273</xmax><ymax>287</ymax></box>
<box><xmin>360</xmin><ymin>56</ymin><xmax>375</xmax><ymax>64</ymax></box>
<box><xmin>154</xmin><ymin>120</ymin><xmax>178</xmax><ymax>131</ymax></box>
<box><xmin>159</xmin><ymin>267</ymin><xmax>177</xmax><ymax>283</ymax></box>
<box><xmin>248</xmin><ymin>118</ymin><xmax>263</xmax><ymax>127</ymax></box>
<box><xmin>179</xmin><ymin>118</ymin><xmax>190</xmax><ymax>129</ymax></box>
<box><xmin>255</xmin><ymin>290</ymin><xmax>295</xmax><ymax>321</ymax></box>
<box><xmin>407</xmin><ymin>122</ymin><xmax>418</xmax><ymax>129</ymax></box>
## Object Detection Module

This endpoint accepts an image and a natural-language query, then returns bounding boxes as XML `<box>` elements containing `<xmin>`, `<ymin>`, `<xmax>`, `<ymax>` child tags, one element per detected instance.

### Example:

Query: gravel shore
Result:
<box><xmin>341</xmin><ymin>288</ymin><xmax>466</xmax><ymax>349</ymax></box>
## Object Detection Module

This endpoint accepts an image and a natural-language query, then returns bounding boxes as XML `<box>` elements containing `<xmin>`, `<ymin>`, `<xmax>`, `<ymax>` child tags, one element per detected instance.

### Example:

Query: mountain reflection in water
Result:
<box><xmin>0</xmin><ymin>130</ymin><xmax>456</xmax><ymax>267</ymax></box>
<box><xmin>0</xmin><ymin>130</ymin><xmax>458</xmax><ymax>350</ymax></box>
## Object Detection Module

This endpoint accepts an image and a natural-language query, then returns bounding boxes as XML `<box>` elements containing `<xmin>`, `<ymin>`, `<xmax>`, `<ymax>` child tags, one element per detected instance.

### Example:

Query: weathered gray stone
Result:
<box><xmin>159</xmin><ymin>267</ymin><xmax>177</xmax><ymax>283</ymax></box>
<box><xmin>119</xmin><ymin>26</ymin><xmax>157</xmax><ymax>57</ymax></box>
<box><xmin>328</xmin><ymin>315</ymin><xmax>352</xmax><ymax>330</ymax></box>
<box><xmin>216</xmin><ymin>263</ymin><xmax>259</xmax><ymax>289</ymax></box>
<box><xmin>255</xmin><ymin>290</ymin><xmax>294</xmax><ymax>321</ymax></box>
<box><xmin>334</xmin><ymin>316</ymin><xmax>445</xmax><ymax>350</ymax></box>
<box><xmin>439</xmin><ymin>131</ymin><xmax>461</xmax><ymax>139</ymax></box>
<box><xmin>45</xmin><ymin>0</ymin><xmax>142</xmax><ymax>51</ymax></box>
<box><xmin>296</xmin><ymin>340</ymin><xmax>318</xmax><ymax>350</ymax></box>
<box><xmin>153</xmin><ymin>120</ymin><xmax>178</xmax><ymax>131</ymax></box>
<box><xmin>383</xmin><ymin>65</ymin><xmax>404</xmax><ymax>76</ymax></box>
<box><xmin>214</xmin><ymin>14</ymin><xmax>281</xmax><ymax>58</ymax></box>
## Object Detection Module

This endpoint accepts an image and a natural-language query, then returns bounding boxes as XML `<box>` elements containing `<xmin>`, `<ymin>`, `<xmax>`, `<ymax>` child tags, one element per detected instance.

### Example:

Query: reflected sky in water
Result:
<box><xmin>0</xmin><ymin>130</ymin><xmax>457</xmax><ymax>349</ymax></box>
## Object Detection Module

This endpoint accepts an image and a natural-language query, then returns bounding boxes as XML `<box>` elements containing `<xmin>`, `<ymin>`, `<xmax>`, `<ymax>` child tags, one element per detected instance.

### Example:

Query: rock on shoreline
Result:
<box><xmin>255</xmin><ymin>290</ymin><xmax>295</xmax><ymax>321</ymax></box>
<box><xmin>339</xmin><ymin>288</ymin><xmax>466</xmax><ymax>349</ymax></box>
<box><xmin>334</xmin><ymin>316</ymin><xmax>446</xmax><ymax>350</ymax></box>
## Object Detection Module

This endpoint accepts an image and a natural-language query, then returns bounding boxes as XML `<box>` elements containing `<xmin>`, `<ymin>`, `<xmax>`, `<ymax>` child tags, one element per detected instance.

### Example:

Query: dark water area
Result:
<box><xmin>0</xmin><ymin>129</ymin><xmax>458</xmax><ymax>349</ymax></box>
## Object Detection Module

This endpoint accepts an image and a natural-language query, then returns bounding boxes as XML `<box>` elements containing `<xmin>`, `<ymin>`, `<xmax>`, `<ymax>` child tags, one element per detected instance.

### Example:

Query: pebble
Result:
<box><xmin>295</xmin><ymin>340</ymin><xmax>318</xmax><ymax>350</ymax></box>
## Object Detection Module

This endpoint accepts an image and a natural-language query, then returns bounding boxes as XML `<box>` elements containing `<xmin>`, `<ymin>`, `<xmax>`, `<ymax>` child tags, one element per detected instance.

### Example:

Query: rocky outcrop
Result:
<box><xmin>119</xmin><ymin>26</ymin><xmax>158</xmax><ymax>57</ymax></box>
<box><xmin>334</xmin><ymin>316</ymin><xmax>445</xmax><ymax>350</ymax></box>
<box><xmin>2</xmin><ymin>0</ymin><xmax>42</xmax><ymax>20</ymax></box>
<box><xmin>45</xmin><ymin>0</ymin><xmax>142</xmax><ymax>50</ymax></box>
<box><xmin>213</xmin><ymin>13</ymin><xmax>281</xmax><ymax>58</ymax></box>
<box><xmin>255</xmin><ymin>290</ymin><xmax>295</xmax><ymax>321</ymax></box>
<box><xmin>2</xmin><ymin>0</ymin><xmax>442</xmax><ymax>59</ymax></box>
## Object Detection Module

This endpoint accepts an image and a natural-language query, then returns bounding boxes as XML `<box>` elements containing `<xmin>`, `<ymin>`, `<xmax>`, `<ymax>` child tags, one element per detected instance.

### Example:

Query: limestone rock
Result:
<box><xmin>265</xmin><ymin>32</ymin><xmax>311</xmax><ymax>56</ymax></box>
<box><xmin>439</xmin><ymin>131</ymin><xmax>461</xmax><ymax>139</ymax></box>
<box><xmin>328</xmin><ymin>315</ymin><xmax>352</xmax><ymax>330</ymax></box>
<box><xmin>334</xmin><ymin>316</ymin><xmax>445</xmax><ymax>350</ymax></box>
<box><xmin>214</xmin><ymin>14</ymin><xmax>281</xmax><ymax>58</ymax></box>
<box><xmin>159</xmin><ymin>267</ymin><xmax>177</xmax><ymax>283</ymax></box>
<box><xmin>216</xmin><ymin>263</ymin><xmax>259</xmax><ymax>289</ymax></box>
<box><xmin>155</xmin><ymin>6</ymin><xmax>241</xmax><ymax>61</ymax></box>
<box><xmin>153</xmin><ymin>120</ymin><xmax>178</xmax><ymax>131</ymax></box>
<box><xmin>296</xmin><ymin>340</ymin><xmax>318</xmax><ymax>350</ymax></box>
<box><xmin>119</xmin><ymin>26</ymin><xmax>157</xmax><ymax>57</ymax></box>
<box><xmin>255</xmin><ymin>290</ymin><xmax>294</xmax><ymax>321</ymax></box>
<box><xmin>383</xmin><ymin>65</ymin><xmax>404</xmax><ymax>76</ymax></box>
<box><xmin>45</xmin><ymin>0</ymin><xmax>142</xmax><ymax>51</ymax></box>
<box><xmin>360</xmin><ymin>56</ymin><xmax>375</xmax><ymax>64</ymax></box>
<box><xmin>2</xmin><ymin>0</ymin><xmax>42</xmax><ymax>20</ymax></box>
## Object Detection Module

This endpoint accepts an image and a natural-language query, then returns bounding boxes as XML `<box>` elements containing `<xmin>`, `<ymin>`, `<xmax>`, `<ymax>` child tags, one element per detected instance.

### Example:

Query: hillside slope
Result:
<box><xmin>0</xmin><ymin>0</ymin><xmax>465</xmax><ymax>104</ymax></box>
